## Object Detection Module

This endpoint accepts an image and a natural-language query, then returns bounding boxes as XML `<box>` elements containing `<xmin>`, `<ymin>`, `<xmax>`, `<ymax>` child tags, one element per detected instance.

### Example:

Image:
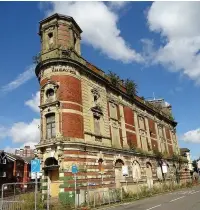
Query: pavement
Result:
<box><xmin>102</xmin><ymin>185</ymin><xmax>200</xmax><ymax>210</ymax></box>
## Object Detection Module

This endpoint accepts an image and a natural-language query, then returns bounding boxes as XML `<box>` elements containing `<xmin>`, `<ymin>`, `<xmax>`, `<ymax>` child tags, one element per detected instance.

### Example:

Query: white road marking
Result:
<box><xmin>190</xmin><ymin>190</ymin><xmax>200</xmax><ymax>194</ymax></box>
<box><xmin>170</xmin><ymin>196</ymin><xmax>185</xmax><ymax>202</ymax></box>
<box><xmin>146</xmin><ymin>204</ymin><xmax>161</xmax><ymax>210</ymax></box>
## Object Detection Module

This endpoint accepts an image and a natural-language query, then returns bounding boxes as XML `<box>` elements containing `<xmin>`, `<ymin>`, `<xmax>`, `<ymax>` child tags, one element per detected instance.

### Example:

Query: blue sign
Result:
<box><xmin>72</xmin><ymin>164</ymin><xmax>78</xmax><ymax>174</ymax></box>
<box><xmin>31</xmin><ymin>159</ymin><xmax>40</xmax><ymax>173</ymax></box>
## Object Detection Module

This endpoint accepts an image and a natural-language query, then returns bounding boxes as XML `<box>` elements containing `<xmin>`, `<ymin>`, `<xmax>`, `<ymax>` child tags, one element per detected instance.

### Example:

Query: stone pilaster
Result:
<box><xmin>119</xmin><ymin>104</ymin><xmax>129</xmax><ymax>149</ymax></box>
<box><xmin>144</xmin><ymin>115</ymin><xmax>152</xmax><ymax>150</ymax></box>
<box><xmin>154</xmin><ymin>120</ymin><xmax>161</xmax><ymax>152</ymax></box>
<box><xmin>162</xmin><ymin>126</ymin><xmax>169</xmax><ymax>153</ymax></box>
<box><xmin>133</xmin><ymin>111</ymin><xmax>141</xmax><ymax>148</ymax></box>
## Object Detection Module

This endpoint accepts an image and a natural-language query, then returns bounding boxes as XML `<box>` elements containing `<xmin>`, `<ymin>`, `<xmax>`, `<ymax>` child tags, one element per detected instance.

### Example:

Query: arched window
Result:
<box><xmin>45</xmin><ymin>157</ymin><xmax>58</xmax><ymax>167</ymax></box>
<box><xmin>132</xmin><ymin>161</ymin><xmax>141</xmax><ymax>181</ymax></box>
<box><xmin>98</xmin><ymin>158</ymin><xmax>104</xmax><ymax>173</ymax></box>
<box><xmin>46</xmin><ymin>113</ymin><xmax>56</xmax><ymax>139</ymax></box>
<box><xmin>46</xmin><ymin>88</ymin><xmax>54</xmax><ymax>98</ymax></box>
<box><xmin>115</xmin><ymin>159</ymin><xmax>125</xmax><ymax>188</ymax></box>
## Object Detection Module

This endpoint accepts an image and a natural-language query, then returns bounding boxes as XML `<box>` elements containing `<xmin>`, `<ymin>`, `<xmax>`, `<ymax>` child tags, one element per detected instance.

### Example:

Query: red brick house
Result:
<box><xmin>0</xmin><ymin>151</ymin><xmax>32</xmax><ymax>188</ymax></box>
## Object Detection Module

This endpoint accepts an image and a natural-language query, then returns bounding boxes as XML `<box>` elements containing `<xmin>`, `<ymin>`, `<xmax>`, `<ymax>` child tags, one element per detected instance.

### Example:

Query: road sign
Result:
<box><xmin>31</xmin><ymin>159</ymin><xmax>40</xmax><ymax>173</ymax></box>
<box><xmin>72</xmin><ymin>164</ymin><xmax>78</xmax><ymax>174</ymax></box>
<box><xmin>31</xmin><ymin>172</ymin><xmax>41</xmax><ymax>179</ymax></box>
<box><xmin>122</xmin><ymin>165</ymin><xmax>129</xmax><ymax>176</ymax></box>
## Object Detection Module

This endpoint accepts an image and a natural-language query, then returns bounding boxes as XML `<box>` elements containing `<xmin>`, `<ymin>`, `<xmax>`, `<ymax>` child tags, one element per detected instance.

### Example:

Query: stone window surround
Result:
<box><xmin>41</xmin><ymin>107</ymin><xmax>60</xmax><ymax>142</ymax></box>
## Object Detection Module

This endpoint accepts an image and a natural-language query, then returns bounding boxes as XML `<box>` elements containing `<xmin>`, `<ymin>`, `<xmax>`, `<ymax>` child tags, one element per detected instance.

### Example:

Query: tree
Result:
<box><xmin>107</xmin><ymin>71</ymin><xmax>121</xmax><ymax>87</ymax></box>
<box><xmin>124</xmin><ymin>79</ymin><xmax>138</xmax><ymax>97</ymax></box>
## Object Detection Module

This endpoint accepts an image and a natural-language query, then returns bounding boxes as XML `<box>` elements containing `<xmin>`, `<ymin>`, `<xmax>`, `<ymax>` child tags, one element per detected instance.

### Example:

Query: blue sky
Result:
<box><xmin>0</xmin><ymin>1</ymin><xmax>200</xmax><ymax>159</ymax></box>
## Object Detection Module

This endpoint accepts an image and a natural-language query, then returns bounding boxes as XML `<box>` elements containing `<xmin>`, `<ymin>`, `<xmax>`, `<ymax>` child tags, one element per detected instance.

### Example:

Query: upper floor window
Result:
<box><xmin>46</xmin><ymin>88</ymin><xmax>54</xmax><ymax>98</ymax></box>
<box><xmin>94</xmin><ymin>115</ymin><xmax>101</xmax><ymax>136</ymax></box>
<box><xmin>109</xmin><ymin>102</ymin><xmax>118</xmax><ymax>120</ymax></box>
<box><xmin>48</xmin><ymin>32</ymin><xmax>54</xmax><ymax>45</ymax></box>
<box><xmin>46</xmin><ymin>113</ymin><xmax>56</xmax><ymax>139</ymax></box>
<box><xmin>158</xmin><ymin>126</ymin><xmax>164</xmax><ymax>137</ymax></box>
<box><xmin>138</xmin><ymin>116</ymin><xmax>145</xmax><ymax>130</ymax></box>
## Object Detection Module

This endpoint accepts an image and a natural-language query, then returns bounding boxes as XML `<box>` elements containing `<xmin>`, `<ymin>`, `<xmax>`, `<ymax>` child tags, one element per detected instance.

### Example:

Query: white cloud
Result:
<box><xmin>1</xmin><ymin>64</ymin><xmax>35</xmax><ymax>92</ymax></box>
<box><xmin>107</xmin><ymin>1</ymin><xmax>129</xmax><ymax>10</ymax></box>
<box><xmin>44</xmin><ymin>1</ymin><xmax>143</xmax><ymax>63</ymax></box>
<box><xmin>25</xmin><ymin>91</ymin><xmax>40</xmax><ymax>113</ymax></box>
<box><xmin>146</xmin><ymin>2</ymin><xmax>200</xmax><ymax>84</ymax></box>
<box><xmin>9</xmin><ymin>119</ymin><xmax>40</xmax><ymax>144</ymax></box>
<box><xmin>4</xmin><ymin>146</ymin><xmax>16</xmax><ymax>154</ymax></box>
<box><xmin>182</xmin><ymin>128</ymin><xmax>200</xmax><ymax>143</ymax></box>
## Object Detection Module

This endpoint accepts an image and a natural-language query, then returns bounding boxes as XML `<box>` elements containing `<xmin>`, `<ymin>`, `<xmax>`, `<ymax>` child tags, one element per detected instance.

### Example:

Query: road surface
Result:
<box><xmin>104</xmin><ymin>185</ymin><xmax>200</xmax><ymax>210</ymax></box>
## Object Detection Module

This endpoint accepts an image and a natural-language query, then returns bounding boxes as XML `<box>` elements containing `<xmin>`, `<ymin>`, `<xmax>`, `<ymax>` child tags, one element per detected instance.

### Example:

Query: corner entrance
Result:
<box><xmin>44</xmin><ymin>157</ymin><xmax>60</xmax><ymax>197</ymax></box>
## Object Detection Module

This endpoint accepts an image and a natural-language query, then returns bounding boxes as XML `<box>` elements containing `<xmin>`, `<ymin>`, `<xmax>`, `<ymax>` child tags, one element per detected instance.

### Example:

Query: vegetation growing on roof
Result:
<box><xmin>124</xmin><ymin>79</ymin><xmax>138</xmax><ymax>97</ymax></box>
<box><xmin>107</xmin><ymin>70</ymin><xmax>121</xmax><ymax>87</ymax></box>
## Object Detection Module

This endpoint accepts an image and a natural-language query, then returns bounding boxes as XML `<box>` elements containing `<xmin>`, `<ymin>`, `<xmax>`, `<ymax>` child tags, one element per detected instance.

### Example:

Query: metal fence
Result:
<box><xmin>0</xmin><ymin>178</ymin><xmax>194</xmax><ymax>210</ymax></box>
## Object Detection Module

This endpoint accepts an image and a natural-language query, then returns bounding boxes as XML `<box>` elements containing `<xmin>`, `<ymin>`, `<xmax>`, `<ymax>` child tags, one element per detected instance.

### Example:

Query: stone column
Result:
<box><xmin>144</xmin><ymin>115</ymin><xmax>152</xmax><ymax>150</ymax></box>
<box><xmin>162</xmin><ymin>125</ymin><xmax>169</xmax><ymax>153</ymax></box>
<box><xmin>119</xmin><ymin>104</ymin><xmax>129</xmax><ymax>149</ymax></box>
<box><xmin>154</xmin><ymin>120</ymin><xmax>161</xmax><ymax>152</ymax></box>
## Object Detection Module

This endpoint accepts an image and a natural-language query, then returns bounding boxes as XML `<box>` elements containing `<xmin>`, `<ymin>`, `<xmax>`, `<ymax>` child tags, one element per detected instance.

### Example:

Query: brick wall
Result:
<box><xmin>62</xmin><ymin>113</ymin><xmax>84</xmax><ymax>138</ymax></box>
<box><xmin>124</xmin><ymin>106</ymin><xmax>134</xmax><ymax>126</ymax></box>
<box><xmin>57</xmin><ymin>24</ymin><xmax>71</xmax><ymax>49</ymax></box>
<box><xmin>126</xmin><ymin>132</ymin><xmax>137</xmax><ymax>148</ymax></box>
<box><xmin>51</xmin><ymin>75</ymin><xmax>82</xmax><ymax>104</ymax></box>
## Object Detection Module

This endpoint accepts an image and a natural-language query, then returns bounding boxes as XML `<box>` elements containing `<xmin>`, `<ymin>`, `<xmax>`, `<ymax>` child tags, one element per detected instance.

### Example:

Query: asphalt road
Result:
<box><xmin>104</xmin><ymin>185</ymin><xmax>200</xmax><ymax>210</ymax></box>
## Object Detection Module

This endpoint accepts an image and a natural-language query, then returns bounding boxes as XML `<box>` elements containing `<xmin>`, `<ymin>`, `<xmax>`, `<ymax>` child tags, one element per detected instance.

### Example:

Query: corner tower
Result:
<box><xmin>35</xmin><ymin>14</ymin><xmax>84</xmax><ymax>200</ymax></box>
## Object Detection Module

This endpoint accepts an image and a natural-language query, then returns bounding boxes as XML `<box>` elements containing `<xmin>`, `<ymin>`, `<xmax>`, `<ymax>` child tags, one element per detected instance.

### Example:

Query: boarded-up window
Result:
<box><xmin>94</xmin><ymin>116</ymin><xmax>101</xmax><ymax>136</ymax></box>
<box><xmin>127</xmin><ymin>132</ymin><xmax>137</xmax><ymax>148</ymax></box>
<box><xmin>124</xmin><ymin>106</ymin><xmax>134</xmax><ymax>125</ymax></box>
<box><xmin>109</xmin><ymin>103</ymin><xmax>118</xmax><ymax>119</ymax></box>
<box><xmin>112</xmin><ymin>126</ymin><xmax>121</xmax><ymax>148</ymax></box>
<box><xmin>165</xmin><ymin>128</ymin><xmax>171</xmax><ymax>139</ymax></box>
<box><xmin>168</xmin><ymin>144</ymin><xmax>173</xmax><ymax>156</ymax></box>
<box><xmin>148</xmin><ymin>119</ymin><xmax>156</xmax><ymax>137</ymax></box>
<box><xmin>138</xmin><ymin>116</ymin><xmax>145</xmax><ymax>130</ymax></box>
<box><xmin>158</xmin><ymin>126</ymin><xmax>164</xmax><ymax>137</ymax></box>
<box><xmin>132</xmin><ymin>161</ymin><xmax>141</xmax><ymax>181</ymax></box>
<box><xmin>46</xmin><ymin>113</ymin><xmax>55</xmax><ymax>139</ymax></box>
<box><xmin>151</xmin><ymin>139</ymin><xmax>158</xmax><ymax>151</ymax></box>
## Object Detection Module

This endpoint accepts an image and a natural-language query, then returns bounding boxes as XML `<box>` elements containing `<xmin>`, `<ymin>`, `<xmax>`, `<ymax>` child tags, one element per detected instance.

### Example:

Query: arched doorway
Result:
<box><xmin>146</xmin><ymin>162</ymin><xmax>153</xmax><ymax>188</ymax></box>
<box><xmin>132</xmin><ymin>161</ymin><xmax>141</xmax><ymax>182</ymax></box>
<box><xmin>44</xmin><ymin>157</ymin><xmax>60</xmax><ymax>197</ymax></box>
<box><xmin>98</xmin><ymin>159</ymin><xmax>104</xmax><ymax>186</ymax></box>
<box><xmin>114</xmin><ymin>159</ymin><xmax>124</xmax><ymax>188</ymax></box>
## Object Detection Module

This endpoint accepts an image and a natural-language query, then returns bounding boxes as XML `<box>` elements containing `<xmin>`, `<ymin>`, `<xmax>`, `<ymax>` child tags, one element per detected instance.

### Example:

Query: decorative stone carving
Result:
<box><xmin>51</xmin><ymin>65</ymin><xmax>76</xmax><ymax>75</ymax></box>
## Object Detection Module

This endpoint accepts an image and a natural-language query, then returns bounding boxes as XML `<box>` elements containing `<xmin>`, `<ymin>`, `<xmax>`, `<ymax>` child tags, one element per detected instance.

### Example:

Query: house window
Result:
<box><xmin>46</xmin><ymin>88</ymin><xmax>54</xmax><ymax>98</ymax></box>
<box><xmin>132</xmin><ymin>161</ymin><xmax>141</xmax><ymax>181</ymax></box>
<box><xmin>138</xmin><ymin>116</ymin><xmax>145</xmax><ymax>130</ymax></box>
<box><xmin>98</xmin><ymin>159</ymin><xmax>104</xmax><ymax>173</ymax></box>
<box><xmin>94</xmin><ymin>115</ymin><xmax>101</xmax><ymax>136</ymax></box>
<box><xmin>3</xmin><ymin>158</ymin><xmax>6</xmax><ymax>164</ymax></box>
<box><xmin>158</xmin><ymin>126</ymin><xmax>164</xmax><ymax>137</ymax></box>
<box><xmin>46</xmin><ymin>113</ymin><xmax>56</xmax><ymax>139</ymax></box>
<box><xmin>109</xmin><ymin>103</ymin><xmax>118</xmax><ymax>120</ymax></box>
<box><xmin>48</xmin><ymin>32</ymin><xmax>54</xmax><ymax>44</ymax></box>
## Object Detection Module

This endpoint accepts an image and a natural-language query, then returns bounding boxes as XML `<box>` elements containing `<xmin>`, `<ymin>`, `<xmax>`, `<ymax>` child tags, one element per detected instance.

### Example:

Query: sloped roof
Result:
<box><xmin>0</xmin><ymin>151</ymin><xmax>32</xmax><ymax>164</ymax></box>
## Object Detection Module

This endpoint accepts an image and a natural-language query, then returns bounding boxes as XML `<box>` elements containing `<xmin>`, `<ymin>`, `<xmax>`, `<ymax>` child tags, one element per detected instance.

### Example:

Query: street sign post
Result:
<box><xmin>31</xmin><ymin>159</ymin><xmax>40</xmax><ymax>210</ymax></box>
<box><xmin>72</xmin><ymin>164</ymin><xmax>78</xmax><ymax>208</ymax></box>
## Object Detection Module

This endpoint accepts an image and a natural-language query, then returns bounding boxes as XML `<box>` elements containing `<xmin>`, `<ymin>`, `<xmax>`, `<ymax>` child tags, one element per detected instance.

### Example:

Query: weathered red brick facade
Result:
<box><xmin>35</xmin><ymin>14</ymin><xmax>190</xmax><ymax>201</ymax></box>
